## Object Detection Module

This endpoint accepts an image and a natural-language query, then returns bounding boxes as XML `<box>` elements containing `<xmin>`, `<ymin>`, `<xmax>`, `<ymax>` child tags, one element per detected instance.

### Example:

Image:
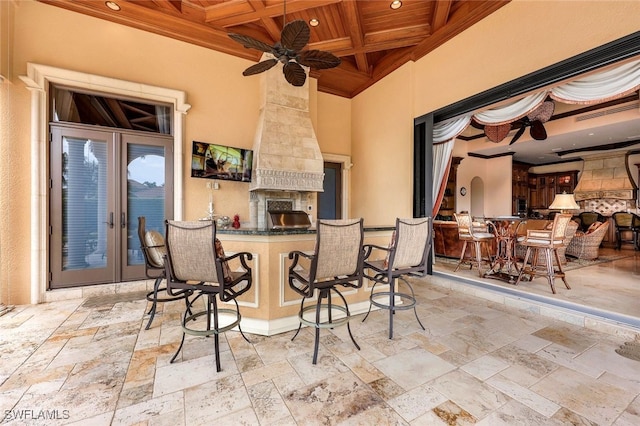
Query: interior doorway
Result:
<box><xmin>318</xmin><ymin>161</ymin><xmax>343</xmax><ymax>219</ymax></box>
<box><xmin>470</xmin><ymin>177</ymin><xmax>485</xmax><ymax>217</ymax></box>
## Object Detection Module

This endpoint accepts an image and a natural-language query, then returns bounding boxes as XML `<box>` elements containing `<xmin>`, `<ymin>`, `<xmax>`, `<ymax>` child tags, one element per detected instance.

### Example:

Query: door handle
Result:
<box><xmin>121</xmin><ymin>212</ymin><xmax>127</xmax><ymax>229</ymax></box>
<box><xmin>107</xmin><ymin>212</ymin><xmax>114</xmax><ymax>229</ymax></box>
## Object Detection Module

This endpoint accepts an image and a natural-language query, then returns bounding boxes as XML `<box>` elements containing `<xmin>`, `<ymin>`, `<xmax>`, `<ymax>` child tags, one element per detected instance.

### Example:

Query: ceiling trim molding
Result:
<box><xmin>427</xmin><ymin>31</ymin><xmax>640</xmax><ymax>124</ymax></box>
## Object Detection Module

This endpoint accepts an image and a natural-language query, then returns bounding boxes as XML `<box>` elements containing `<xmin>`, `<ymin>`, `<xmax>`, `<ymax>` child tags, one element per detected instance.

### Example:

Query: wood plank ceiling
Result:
<box><xmin>38</xmin><ymin>0</ymin><xmax>510</xmax><ymax>98</ymax></box>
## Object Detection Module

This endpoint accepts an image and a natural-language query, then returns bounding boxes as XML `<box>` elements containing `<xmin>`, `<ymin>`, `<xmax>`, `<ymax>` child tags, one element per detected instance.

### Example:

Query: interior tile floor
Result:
<box><xmin>433</xmin><ymin>247</ymin><xmax>640</xmax><ymax>324</ymax></box>
<box><xmin>2</xmin><ymin>258</ymin><xmax>640</xmax><ymax>425</ymax></box>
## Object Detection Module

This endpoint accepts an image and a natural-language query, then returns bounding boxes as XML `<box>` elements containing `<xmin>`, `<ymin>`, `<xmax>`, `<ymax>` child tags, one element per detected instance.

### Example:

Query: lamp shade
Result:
<box><xmin>549</xmin><ymin>192</ymin><xmax>580</xmax><ymax>210</ymax></box>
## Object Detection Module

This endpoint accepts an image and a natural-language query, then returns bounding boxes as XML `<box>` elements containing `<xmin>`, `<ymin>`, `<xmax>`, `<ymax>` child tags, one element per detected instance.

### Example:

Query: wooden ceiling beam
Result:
<box><xmin>206</xmin><ymin>0</ymin><xmax>341</xmax><ymax>26</ymax></box>
<box><xmin>340</xmin><ymin>0</ymin><xmax>368</xmax><ymax>73</ymax></box>
<box><xmin>431</xmin><ymin>0</ymin><xmax>452</xmax><ymax>32</ymax></box>
<box><xmin>149</xmin><ymin>0</ymin><xmax>183</xmax><ymax>14</ymax></box>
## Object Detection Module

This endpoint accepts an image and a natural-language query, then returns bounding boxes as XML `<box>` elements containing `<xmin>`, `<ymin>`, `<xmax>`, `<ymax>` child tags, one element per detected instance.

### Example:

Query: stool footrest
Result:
<box><xmin>182</xmin><ymin>308</ymin><xmax>241</xmax><ymax>337</ymax></box>
<box><xmin>299</xmin><ymin>303</ymin><xmax>350</xmax><ymax>329</ymax></box>
<box><xmin>370</xmin><ymin>291</ymin><xmax>416</xmax><ymax>311</ymax></box>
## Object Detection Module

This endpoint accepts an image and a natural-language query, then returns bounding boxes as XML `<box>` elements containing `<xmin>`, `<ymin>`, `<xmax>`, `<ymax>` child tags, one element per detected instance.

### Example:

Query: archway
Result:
<box><xmin>470</xmin><ymin>177</ymin><xmax>485</xmax><ymax>217</ymax></box>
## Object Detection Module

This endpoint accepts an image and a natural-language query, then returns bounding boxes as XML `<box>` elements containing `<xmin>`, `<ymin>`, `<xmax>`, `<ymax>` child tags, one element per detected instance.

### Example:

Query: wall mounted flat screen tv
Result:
<box><xmin>191</xmin><ymin>141</ymin><xmax>253</xmax><ymax>182</ymax></box>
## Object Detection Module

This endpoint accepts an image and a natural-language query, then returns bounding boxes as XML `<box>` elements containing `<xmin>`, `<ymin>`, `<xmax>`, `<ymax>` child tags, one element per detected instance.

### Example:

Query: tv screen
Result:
<box><xmin>191</xmin><ymin>141</ymin><xmax>253</xmax><ymax>182</ymax></box>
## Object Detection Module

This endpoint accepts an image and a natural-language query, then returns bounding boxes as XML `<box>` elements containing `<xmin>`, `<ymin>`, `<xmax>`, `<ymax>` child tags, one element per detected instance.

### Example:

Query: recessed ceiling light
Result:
<box><xmin>105</xmin><ymin>1</ymin><xmax>121</xmax><ymax>11</ymax></box>
<box><xmin>588</xmin><ymin>132</ymin><xmax>594</xmax><ymax>136</ymax></box>
<box><xmin>309</xmin><ymin>18</ymin><xmax>319</xmax><ymax>27</ymax></box>
<box><xmin>390</xmin><ymin>1</ymin><xmax>402</xmax><ymax>10</ymax></box>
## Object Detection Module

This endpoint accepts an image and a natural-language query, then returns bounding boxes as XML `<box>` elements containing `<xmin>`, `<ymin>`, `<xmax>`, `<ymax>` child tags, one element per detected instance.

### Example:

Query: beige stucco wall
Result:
<box><xmin>0</xmin><ymin>0</ymin><xmax>351</xmax><ymax>304</ymax></box>
<box><xmin>1</xmin><ymin>0</ymin><xmax>639</xmax><ymax>304</ymax></box>
<box><xmin>350</xmin><ymin>0</ymin><xmax>639</xmax><ymax>225</ymax></box>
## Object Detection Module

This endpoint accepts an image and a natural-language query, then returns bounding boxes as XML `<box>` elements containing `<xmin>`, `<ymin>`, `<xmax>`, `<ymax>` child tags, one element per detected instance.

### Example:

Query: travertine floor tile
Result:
<box><xmin>2</xmin><ymin>258</ymin><xmax>639</xmax><ymax>425</ymax></box>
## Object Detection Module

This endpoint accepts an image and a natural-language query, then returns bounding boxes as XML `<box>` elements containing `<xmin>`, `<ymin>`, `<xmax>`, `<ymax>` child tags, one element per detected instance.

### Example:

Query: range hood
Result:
<box><xmin>249</xmin><ymin>54</ymin><xmax>324</xmax><ymax>193</ymax></box>
<box><xmin>573</xmin><ymin>152</ymin><xmax>636</xmax><ymax>201</ymax></box>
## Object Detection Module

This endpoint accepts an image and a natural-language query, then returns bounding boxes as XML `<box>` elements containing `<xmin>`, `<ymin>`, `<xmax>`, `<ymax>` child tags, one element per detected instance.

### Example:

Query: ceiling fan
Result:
<box><xmin>484</xmin><ymin>100</ymin><xmax>555</xmax><ymax>145</ymax></box>
<box><xmin>228</xmin><ymin>19</ymin><xmax>341</xmax><ymax>87</ymax></box>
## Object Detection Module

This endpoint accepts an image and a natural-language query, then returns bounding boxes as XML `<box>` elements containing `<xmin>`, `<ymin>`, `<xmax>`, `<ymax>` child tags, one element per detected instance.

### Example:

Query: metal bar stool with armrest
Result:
<box><xmin>515</xmin><ymin>213</ymin><xmax>572</xmax><ymax>294</ymax></box>
<box><xmin>164</xmin><ymin>220</ymin><xmax>253</xmax><ymax>372</ymax></box>
<box><xmin>454</xmin><ymin>213</ymin><xmax>495</xmax><ymax>277</ymax></box>
<box><xmin>361</xmin><ymin>217</ymin><xmax>431</xmax><ymax>339</ymax></box>
<box><xmin>288</xmin><ymin>218</ymin><xmax>364</xmax><ymax>365</ymax></box>
<box><xmin>137</xmin><ymin>216</ymin><xmax>192</xmax><ymax>330</ymax></box>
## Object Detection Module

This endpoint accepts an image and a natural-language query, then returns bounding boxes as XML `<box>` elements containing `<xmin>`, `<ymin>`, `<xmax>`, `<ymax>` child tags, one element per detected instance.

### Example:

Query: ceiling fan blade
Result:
<box><xmin>296</xmin><ymin>50</ymin><xmax>341</xmax><ymax>69</ymax></box>
<box><xmin>242</xmin><ymin>59</ymin><xmax>278</xmax><ymax>76</ymax></box>
<box><xmin>530</xmin><ymin>120</ymin><xmax>548</xmax><ymax>140</ymax></box>
<box><xmin>509</xmin><ymin>125</ymin><xmax>527</xmax><ymax>145</ymax></box>
<box><xmin>283</xmin><ymin>61</ymin><xmax>306</xmax><ymax>86</ymax></box>
<box><xmin>484</xmin><ymin>123</ymin><xmax>511</xmax><ymax>143</ymax></box>
<box><xmin>528</xmin><ymin>100</ymin><xmax>555</xmax><ymax>123</ymax></box>
<box><xmin>228</xmin><ymin>33</ymin><xmax>274</xmax><ymax>54</ymax></box>
<box><xmin>280</xmin><ymin>20</ymin><xmax>310</xmax><ymax>52</ymax></box>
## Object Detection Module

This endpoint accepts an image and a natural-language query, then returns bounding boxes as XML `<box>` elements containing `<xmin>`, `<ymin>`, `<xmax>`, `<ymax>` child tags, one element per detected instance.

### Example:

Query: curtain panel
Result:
<box><xmin>428</xmin><ymin>58</ymin><xmax>640</xmax><ymax>217</ymax></box>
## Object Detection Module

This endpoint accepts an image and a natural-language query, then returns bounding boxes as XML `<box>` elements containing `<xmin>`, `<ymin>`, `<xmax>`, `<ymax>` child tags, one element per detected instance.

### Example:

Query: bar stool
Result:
<box><xmin>454</xmin><ymin>213</ymin><xmax>495</xmax><ymax>277</ymax></box>
<box><xmin>361</xmin><ymin>217</ymin><xmax>431</xmax><ymax>339</ymax></box>
<box><xmin>164</xmin><ymin>220</ymin><xmax>253</xmax><ymax>372</ymax></box>
<box><xmin>288</xmin><ymin>219</ymin><xmax>364</xmax><ymax>364</ymax></box>
<box><xmin>137</xmin><ymin>216</ymin><xmax>192</xmax><ymax>330</ymax></box>
<box><xmin>515</xmin><ymin>213</ymin><xmax>572</xmax><ymax>294</ymax></box>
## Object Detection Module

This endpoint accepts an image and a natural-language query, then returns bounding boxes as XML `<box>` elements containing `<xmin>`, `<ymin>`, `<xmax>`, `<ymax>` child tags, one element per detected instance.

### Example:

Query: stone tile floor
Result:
<box><xmin>1</xmin><ymin>275</ymin><xmax>640</xmax><ymax>425</ymax></box>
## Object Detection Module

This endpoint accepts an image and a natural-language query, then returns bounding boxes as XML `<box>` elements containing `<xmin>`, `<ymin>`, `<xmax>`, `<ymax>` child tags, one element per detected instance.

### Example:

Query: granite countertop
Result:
<box><xmin>217</xmin><ymin>225</ymin><xmax>395</xmax><ymax>236</ymax></box>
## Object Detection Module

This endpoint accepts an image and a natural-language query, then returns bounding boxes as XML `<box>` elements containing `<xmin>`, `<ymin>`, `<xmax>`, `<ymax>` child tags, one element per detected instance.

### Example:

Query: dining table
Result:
<box><xmin>483</xmin><ymin>216</ymin><xmax>527</xmax><ymax>283</ymax></box>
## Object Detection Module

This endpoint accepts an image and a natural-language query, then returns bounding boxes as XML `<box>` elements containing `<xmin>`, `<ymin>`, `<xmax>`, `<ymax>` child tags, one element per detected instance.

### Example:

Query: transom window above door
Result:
<box><xmin>51</xmin><ymin>85</ymin><xmax>173</xmax><ymax>135</ymax></box>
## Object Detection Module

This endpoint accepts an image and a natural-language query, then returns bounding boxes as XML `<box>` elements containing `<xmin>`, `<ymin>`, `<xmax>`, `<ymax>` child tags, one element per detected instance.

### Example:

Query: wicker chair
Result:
<box><xmin>288</xmin><ymin>218</ymin><xmax>364</xmax><ymax>364</ymax></box>
<box><xmin>164</xmin><ymin>220</ymin><xmax>253</xmax><ymax>372</ymax></box>
<box><xmin>361</xmin><ymin>217</ymin><xmax>431</xmax><ymax>339</ymax></box>
<box><xmin>515</xmin><ymin>220</ymin><xmax>578</xmax><ymax>265</ymax></box>
<box><xmin>566</xmin><ymin>221</ymin><xmax>609</xmax><ymax>260</ymax></box>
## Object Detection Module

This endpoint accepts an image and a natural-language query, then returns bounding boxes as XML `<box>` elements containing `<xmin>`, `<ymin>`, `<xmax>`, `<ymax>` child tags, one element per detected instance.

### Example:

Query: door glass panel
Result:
<box><xmin>62</xmin><ymin>137</ymin><xmax>108</xmax><ymax>270</ymax></box>
<box><xmin>127</xmin><ymin>144</ymin><xmax>166</xmax><ymax>266</ymax></box>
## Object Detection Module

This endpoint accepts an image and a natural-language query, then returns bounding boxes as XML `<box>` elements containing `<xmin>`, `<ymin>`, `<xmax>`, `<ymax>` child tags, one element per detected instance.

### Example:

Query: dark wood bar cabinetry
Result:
<box><xmin>528</xmin><ymin>171</ymin><xmax>579</xmax><ymax>209</ymax></box>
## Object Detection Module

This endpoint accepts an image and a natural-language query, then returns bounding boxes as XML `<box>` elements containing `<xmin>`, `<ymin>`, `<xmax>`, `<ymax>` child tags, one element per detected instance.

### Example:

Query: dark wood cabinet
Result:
<box><xmin>512</xmin><ymin>162</ymin><xmax>529</xmax><ymax>214</ymax></box>
<box><xmin>437</xmin><ymin>157</ymin><xmax>462</xmax><ymax>220</ymax></box>
<box><xmin>528</xmin><ymin>171</ymin><xmax>579</xmax><ymax>209</ymax></box>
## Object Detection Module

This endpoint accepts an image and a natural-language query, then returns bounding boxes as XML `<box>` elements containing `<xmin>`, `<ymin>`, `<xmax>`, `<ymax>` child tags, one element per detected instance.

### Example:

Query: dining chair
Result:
<box><xmin>164</xmin><ymin>220</ymin><xmax>253</xmax><ymax>372</ymax></box>
<box><xmin>137</xmin><ymin>216</ymin><xmax>192</xmax><ymax>330</ymax></box>
<box><xmin>612</xmin><ymin>212</ymin><xmax>636</xmax><ymax>250</ymax></box>
<box><xmin>288</xmin><ymin>218</ymin><xmax>364</xmax><ymax>364</ymax></box>
<box><xmin>361</xmin><ymin>217</ymin><xmax>431</xmax><ymax>339</ymax></box>
<box><xmin>515</xmin><ymin>213</ymin><xmax>572</xmax><ymax>294</ymax></box>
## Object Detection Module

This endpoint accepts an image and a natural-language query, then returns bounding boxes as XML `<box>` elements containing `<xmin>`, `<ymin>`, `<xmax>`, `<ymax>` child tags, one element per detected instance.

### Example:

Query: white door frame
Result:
<box><xmin>20</xmin><ymin>63</ymin><xmax>190</xmax><ymax>303</ymax></box>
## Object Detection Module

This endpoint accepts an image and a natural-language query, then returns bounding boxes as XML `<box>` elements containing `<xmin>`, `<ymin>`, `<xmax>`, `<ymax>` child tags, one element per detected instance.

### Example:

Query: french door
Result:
<box><xmin>49</xmin><ymin>124</ymin><xmax>173</xmax><ymax>288</ymax></box>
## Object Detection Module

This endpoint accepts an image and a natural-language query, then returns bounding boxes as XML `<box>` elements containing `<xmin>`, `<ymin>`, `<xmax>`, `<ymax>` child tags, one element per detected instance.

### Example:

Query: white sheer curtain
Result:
<box><xmin>551</xmin><ymin>58</ymin><xmax>640</xmax><ymax>104</ymax></box>
<box><xmin>431</xmin><ymin>115</ymin><xmax>471</xmax><ymax>216</ymax></box>
<box><xmin>473</xmin><ymin>92</ymin><xmax>548</xmax><ymax>125</ymax></box>
<box><xmin>428</xmin><ymin>58</ymin><xmax>640</xmax><ymax>217</ymax></box>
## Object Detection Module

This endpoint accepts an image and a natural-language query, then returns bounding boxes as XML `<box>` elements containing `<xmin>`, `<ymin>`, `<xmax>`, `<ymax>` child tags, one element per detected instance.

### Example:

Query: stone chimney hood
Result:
<box><xmin>573</xmin><ymin>152</ymin><xmax>637</xmax><ymax>201</ymax></box>
<box><xmin>249</xmin><ymin>54</ymin><xmax>324</xmax><ymax>193</ymax></box>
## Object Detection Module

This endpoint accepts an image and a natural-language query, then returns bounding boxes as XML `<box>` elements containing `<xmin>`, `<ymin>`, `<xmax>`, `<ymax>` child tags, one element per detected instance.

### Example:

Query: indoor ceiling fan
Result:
<box><xmin>228</xmin><ymin>13</ymin><xmax>341</xmax><ymax>87</ymax></box>
<box><xmin>484</xmin><ymin>100</ymin><xmax>555</xmax><ymax>145</ymax></box>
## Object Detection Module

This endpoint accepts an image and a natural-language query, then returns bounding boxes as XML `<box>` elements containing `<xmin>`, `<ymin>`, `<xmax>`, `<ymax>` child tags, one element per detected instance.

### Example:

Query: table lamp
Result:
<box><xmin>548</xmin><ymin>192</ymin><xmax>580</xmax><ymax>213</ymax></box>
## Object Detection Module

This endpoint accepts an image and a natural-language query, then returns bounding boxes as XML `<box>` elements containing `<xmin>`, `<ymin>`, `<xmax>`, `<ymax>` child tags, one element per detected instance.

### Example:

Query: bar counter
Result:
<box><xmin>216</xmin><ymin>225</ymin><xmax>394</xmax><ymax>336</ymax></box>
